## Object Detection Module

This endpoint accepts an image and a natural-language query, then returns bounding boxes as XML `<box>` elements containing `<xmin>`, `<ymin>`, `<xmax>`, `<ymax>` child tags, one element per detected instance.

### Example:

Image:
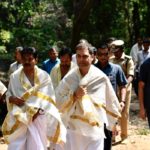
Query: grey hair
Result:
<box><xmin>75</xmin><ymin>42</ymin><xmax>94</xmax><ymax>55</ymax></box>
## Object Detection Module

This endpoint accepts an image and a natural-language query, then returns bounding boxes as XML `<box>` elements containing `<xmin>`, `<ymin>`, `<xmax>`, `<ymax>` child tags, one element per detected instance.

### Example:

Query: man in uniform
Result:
<box><xmin>110</xmin><ymin>40</ymin><xmax>134</xmax><ymax>142</ymax></box>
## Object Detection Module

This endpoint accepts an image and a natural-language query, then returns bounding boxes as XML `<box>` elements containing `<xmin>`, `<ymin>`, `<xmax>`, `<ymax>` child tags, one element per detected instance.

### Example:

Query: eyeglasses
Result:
<box><xmin>97</xmin><ymin>52</ymin><xmax>109</xmax><ymax>56</ymax></box>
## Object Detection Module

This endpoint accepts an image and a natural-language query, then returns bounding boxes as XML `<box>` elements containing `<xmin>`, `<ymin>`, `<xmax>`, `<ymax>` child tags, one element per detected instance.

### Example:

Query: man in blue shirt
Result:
<box><xmin>42</xmin><ymin>46</ymin><xmax>60</xmax><ymax>74</ymax></box>
<box><xmin>95</xmin><ymin>44</ymin><xmax>127</xmax><ymax>150</ymax></box>
<box><xmin>139</xmin><ymin>57</ymin><xmax>150</xmax><ymax>128</ymax></box>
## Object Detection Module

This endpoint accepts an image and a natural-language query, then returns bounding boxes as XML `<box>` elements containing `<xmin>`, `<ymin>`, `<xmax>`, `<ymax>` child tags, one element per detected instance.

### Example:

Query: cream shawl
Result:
<box><xmin>50</xmin><ymin>62</ymin><xmax>77</xmax><ymax>90</ymax></box>
<box><xmin>56</xmin><ymin>65</ymin><xmax>121</xmax><ymax>140</ymax></box>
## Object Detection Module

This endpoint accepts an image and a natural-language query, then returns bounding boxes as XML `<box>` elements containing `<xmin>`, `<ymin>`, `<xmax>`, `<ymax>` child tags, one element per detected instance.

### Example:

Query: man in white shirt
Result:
<box><xmin>130</xmin><ymin>37</ymin><xmax>143</xmax><ymax>96</ymax></box>
<box><xmin>8</xmin><ymin>46</ymin><xmax>23</xmax><ymax>76</ymax></box>
<box><xmin>130</xmin><ymin>37</ymin><xmax>143</xmax><ymax>65</ymax></box>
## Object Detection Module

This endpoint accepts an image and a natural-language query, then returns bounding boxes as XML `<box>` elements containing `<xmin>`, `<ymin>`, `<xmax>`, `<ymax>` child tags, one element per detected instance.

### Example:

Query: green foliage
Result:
<box><xmin>0</xmin><ymin>0</ymin><xmax>149</xmax><ymax>57</ymax></box>
<box><xmin>0</xmin><ymin>0</ymin><xmax>72</xmax><ymax>61</ymax></box>
<box><xmin>136</xmin><ymin>128</ymin><xmax>150</xmax><ymax>135</ymax></box>
<box><xmin>0</xmin><ymin>46</ymin><xmax>7</xmax><ymax>53</ymax></box>
<box><xmin>0</xmin><ymin>30</ymin><xmax>13</xmax><ymax>44</ymax></box>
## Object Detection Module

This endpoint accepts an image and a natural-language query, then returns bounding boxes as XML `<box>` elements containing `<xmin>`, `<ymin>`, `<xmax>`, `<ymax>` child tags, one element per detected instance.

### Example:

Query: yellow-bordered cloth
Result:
<box><xmin>56</xmin><ymin>65</ymin><xmax>121</xmax><ymax>140</ymax></box>
<box><xmin>2</xmin><ymin>66</ymin><xmax>66</xmax><ymax>144</ymax></box>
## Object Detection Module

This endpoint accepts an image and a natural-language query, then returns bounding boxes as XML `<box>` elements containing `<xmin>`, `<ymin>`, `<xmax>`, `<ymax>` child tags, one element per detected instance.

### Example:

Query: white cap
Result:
<box><xmin>111</xmin><ymin>40</ymin><xmax>124</xmax><ymax>46</ymax></box>
<box><xmin>110</xmin><ymin>40</ymin><xmax>124</xmax><ymax>52</ymax></box>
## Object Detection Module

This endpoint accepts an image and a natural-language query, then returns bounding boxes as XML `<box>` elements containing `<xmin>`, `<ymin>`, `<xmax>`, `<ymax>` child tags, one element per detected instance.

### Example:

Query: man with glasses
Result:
<box><xmin>95</xmin><ymin>43</ymin><xmax>127</xmax><ymax>149</ymax></box>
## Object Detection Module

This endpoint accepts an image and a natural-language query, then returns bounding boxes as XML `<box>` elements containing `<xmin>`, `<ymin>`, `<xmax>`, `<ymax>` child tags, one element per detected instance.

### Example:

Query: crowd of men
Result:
<box><xmin>0</xmin><ymin>37</ymin><xmax>150</xmax><ymax>150</ymax></box>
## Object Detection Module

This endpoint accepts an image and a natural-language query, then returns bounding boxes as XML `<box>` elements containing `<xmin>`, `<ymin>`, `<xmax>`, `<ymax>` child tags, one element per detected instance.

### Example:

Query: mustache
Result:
<box><xmin>24</xmin><ymin>63</ymin><xmax>31</xmax><ymax>66</ymax></box>
<box><xmin>61</xmin><ymin>64</ymin><xmax>70</xmax><ymax>67</ymax></box>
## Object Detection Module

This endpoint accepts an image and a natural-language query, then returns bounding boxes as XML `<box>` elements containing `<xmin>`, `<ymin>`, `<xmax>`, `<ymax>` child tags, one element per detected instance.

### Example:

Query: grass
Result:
<box><xmin>136</xmin><ymin>128</ymin><xmax>150</xmax><ymax>135</ymax></box>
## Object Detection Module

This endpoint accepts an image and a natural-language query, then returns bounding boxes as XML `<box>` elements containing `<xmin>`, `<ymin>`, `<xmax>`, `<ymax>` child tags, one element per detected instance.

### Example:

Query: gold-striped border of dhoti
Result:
<box><xmin>33</xmin><ymin>91</ymin><xmax>56</xmax><ymax>106</ymax></box>
<box><xmin>2</xmin><ymin>119</ymin><xmax>20</xmax><ymax>137</ymax></box>
<box><xmin>22</xmin><ymin>91</ymin><xmax>56</xmax><ymax>106</ymax></box>
<box><xmin>2</xmin><ymin>106</ymin><xmax>38</xmax><ymax>137</ymax></box>
<box><xmin>60</xmin><ymin>95</ymin><xmax>74</xmax><ymax>113</ymax></box>
<box><xmin>70</xmin><ymin>115</ymin><xmax>100</xmax><ymax>126</ymax></box>
<box><xmin>49</xmin><ymin>123</ymin><xmax>61</xmax><ymax>143</ymax></box>
<box><xmin>94</xmin><ymin>102</ymin><xmax>120</xmax><ymax>119</ymax></box>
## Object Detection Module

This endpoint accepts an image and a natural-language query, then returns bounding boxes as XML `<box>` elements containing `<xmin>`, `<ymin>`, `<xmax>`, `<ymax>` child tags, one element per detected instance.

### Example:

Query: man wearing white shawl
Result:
<box><xmin>50</xmin><ymin>47</ymin><xmax>76</xmax><ymax>90</ymax></box>
<box><xmin>0</xmin><ymin>81</ymin><xmax>7</xmax><ymax>101</ymax></box>
<box><xmin>55</xmin><ymin>43</ymin><xmax>121</xmax><ymax>150</ymax></box>
<box><xmin>2</xmin><ymin>47</ymin><xmax>66</xmax><ymax>150</ymax></box>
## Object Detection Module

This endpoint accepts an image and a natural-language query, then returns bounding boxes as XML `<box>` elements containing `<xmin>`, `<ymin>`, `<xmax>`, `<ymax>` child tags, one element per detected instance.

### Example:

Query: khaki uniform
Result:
<box><xmin>110</xmin><ymin>52</ymin><xmax>134</xmax><ymax>139</ymax></box>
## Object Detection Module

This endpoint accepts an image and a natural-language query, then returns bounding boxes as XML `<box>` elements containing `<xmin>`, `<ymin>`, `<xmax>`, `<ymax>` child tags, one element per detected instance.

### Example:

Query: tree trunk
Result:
<box><xmin>71</xmin><ymin>0</ymin><xmax>95</xmax><ymax>51</ymax></box>
<box><xmin>132</xmin><ymin>2</ymin><xmax>140</xmax><ymax>43</ymax></box>
<box><xmin>146</xmin><ymin>0</ymin><xmax>150</xmax><ymax>35</ymax></box>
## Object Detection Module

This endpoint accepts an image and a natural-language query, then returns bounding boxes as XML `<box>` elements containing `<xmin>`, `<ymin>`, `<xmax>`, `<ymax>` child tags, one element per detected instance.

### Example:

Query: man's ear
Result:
<box><xmin>91</xmin><ymin>54</ymin><xmax>94</xmax><ymax>61</ymax></box>
<box><xmin>35</xmin><ymin>58</ymin><xmax>38</xmax><ymax>64</ymax></box>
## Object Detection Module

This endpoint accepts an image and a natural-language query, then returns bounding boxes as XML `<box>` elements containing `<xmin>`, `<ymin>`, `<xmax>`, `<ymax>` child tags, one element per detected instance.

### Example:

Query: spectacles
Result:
<box><xmin>97</xmin><ymin>52</ymin><xmax>109</xmax><ymax>56</ymax></box>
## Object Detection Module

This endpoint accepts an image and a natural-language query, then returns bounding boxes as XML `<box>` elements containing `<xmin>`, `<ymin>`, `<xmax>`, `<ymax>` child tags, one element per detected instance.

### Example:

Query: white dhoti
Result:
<box><xmin>56</xmin><ymin>130</ymin><xmax>104</xmax><ymax>150</ymax></box>
<box><xmin>8</xmin><ymin>115</ymin><xmax>47</xmax><ymax>150</ymax></box>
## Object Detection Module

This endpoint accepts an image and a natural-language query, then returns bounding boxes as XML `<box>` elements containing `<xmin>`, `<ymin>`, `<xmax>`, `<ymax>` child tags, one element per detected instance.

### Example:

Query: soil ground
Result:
<box><xmin>112</xmin><ymin>98</ymin><xmax>150</xmax><ymax>150</ymax></box>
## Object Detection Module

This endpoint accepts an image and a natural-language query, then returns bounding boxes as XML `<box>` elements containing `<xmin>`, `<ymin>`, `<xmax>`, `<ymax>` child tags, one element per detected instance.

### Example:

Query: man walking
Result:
<box><xmin>55</xmin><ymin>42</ymin><xmax>121</xmax><ymax>150</ymax></box>
<box><xmin>139</xmin><ymin>57</ymin><xmax>150</xmax><ymax>128</ymax></box>
<box><xmin>2</xmin><ymin>47</ymin><xmax>66</xmax><ymax>150</ymax></box>
<box><xmin>50</xmin><ymin>47</ymin><xmax>76</xmax><ymax>90</ymax></box>
<box><xmin>95</xmin><ymin>43</ymin><xmax>127</xmax><ymax>149</ymax></box>
<box><xmin>110</xmin><ymin>40</ymin><xmax>134</xmax><ymax>142</ymax></box>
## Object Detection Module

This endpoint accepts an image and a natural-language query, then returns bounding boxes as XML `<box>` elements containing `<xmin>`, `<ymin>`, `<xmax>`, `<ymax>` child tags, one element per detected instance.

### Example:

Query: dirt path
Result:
<box><xmin>112</xmin><ymin>102</ymin><xmax>150</xmax><ymax>150</ymax></box>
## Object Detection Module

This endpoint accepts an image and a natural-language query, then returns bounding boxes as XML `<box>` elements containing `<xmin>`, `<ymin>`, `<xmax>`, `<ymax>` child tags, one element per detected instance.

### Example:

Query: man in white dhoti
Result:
<box><xmin>55</xmin><ymin>43</ymin><xmax>121</xmax><ymax>150</ymax></box>
<box><xmin>0</xmin><ymin>81</ymin><xmax>7</xmax><ymax>102</ymax></box>
<box><xmin>0</xmin><ymin>81</ymin><xmax>7</xmax><ymax>126</ymax></box>
<box><xmin>50</xmin><ymin>47</ymin><xmax>76</xmax><ymax>90</ymax></box>
<box><xmin>2</xmin><ymin>47</ymin><xmax>66</xmax><ymax>150</ymax></box>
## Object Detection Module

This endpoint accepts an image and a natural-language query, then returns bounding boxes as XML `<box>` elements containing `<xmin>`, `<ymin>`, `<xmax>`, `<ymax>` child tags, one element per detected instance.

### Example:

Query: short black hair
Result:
<box><xmin>143</xmin><ymin>38</ymin><xmax>150</xmax><ymax>44</ymax></box>
<box><xmin>21</xmin><ymin>47</ymin><xmax>38</xmax><ymax>59</ymax></box>
<box><xmin>97</xmin><ymin>43</ymin><xmax>108</xmax><ymax>49</ymax></box>
<box><xmin>58</xmin><ymin>47</ymin><xmax>72</xmax><ymax>58</ymax></box>
<box><xmin>106</xmin><ymin>37</ymin><xmax>117</xmax><ymax>44</ymax></box>
<box><xmin>48</xmin><ymin>46</ymin><xmax>58</xmax><ymax>52</ymax></box>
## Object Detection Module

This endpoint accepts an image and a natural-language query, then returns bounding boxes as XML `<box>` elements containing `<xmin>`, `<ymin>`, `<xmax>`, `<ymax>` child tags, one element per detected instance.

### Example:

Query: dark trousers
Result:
<box><xmin>133</xmin><ymin>72</ymin><xmax>139</xmax><ymax>96</ymax></box>
<box><xmin>104</xmin><ymin>124</ymin><xmax>112</xmax><ymax>150</ymax></box>
<box><xmin>146</xmin><ymin>108</ymin><xmax>150</xmax><ymax>128</ymax></box>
